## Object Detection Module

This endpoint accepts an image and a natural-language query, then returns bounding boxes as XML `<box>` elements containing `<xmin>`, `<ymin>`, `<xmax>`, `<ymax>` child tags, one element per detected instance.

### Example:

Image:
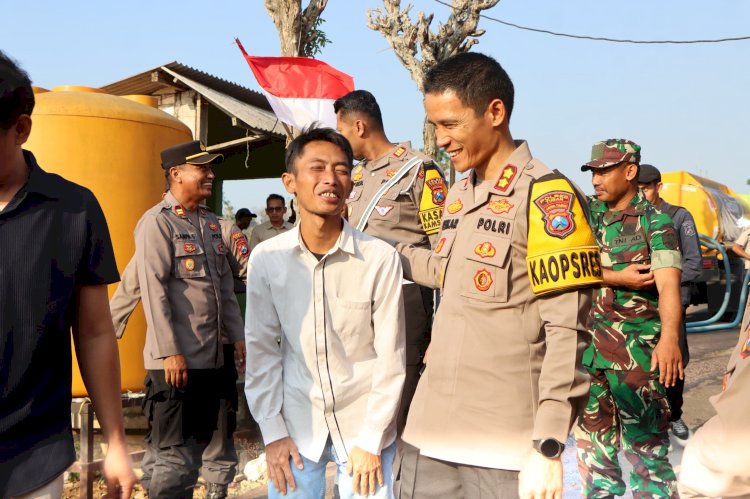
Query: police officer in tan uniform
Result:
<box><xmin>134</xmin><ymin>140</ymin><xmax>245</xmax><ymax>496</ymax></box>
<box><xmin>395</xmin><ymin>53</ymin><xmax>600</xmax><ymax>498</ymax></box>
<box><xmin>334</xmin><ymin>89</ymin><xmax>446</xmax><ymax>432</ymax></box>
<box><xmin>679</xmin><ymin>298</ymin><xmax>750</xmax><ymax>498</ymax></box>
<box><xmin>110</xmin><ymin>215</ymin><xmax>248</xmax><ymax>498</ymax></box>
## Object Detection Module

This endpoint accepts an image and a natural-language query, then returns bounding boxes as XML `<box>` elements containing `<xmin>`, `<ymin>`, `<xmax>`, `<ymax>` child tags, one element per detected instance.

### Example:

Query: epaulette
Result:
<box><xmin>526</xmin><ymin>171</ymin><xmax>603</xmax><ymax>296</ymax></box>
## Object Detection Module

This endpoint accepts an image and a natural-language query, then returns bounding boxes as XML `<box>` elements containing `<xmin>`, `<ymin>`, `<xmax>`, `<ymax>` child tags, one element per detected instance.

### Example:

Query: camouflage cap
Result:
<box><xmin>581</xmin><ymin>139</ymin><xmax>641</xmax><ymax>171</ymax></box>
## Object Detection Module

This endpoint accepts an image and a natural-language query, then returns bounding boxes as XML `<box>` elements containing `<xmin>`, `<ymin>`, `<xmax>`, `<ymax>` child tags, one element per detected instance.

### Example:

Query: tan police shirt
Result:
<box><xmin>679</xmin><ymin>299</ymin><xmax>750</xmax><ymax>496</ymax></box>
<box><xmin>135</xmin><ymin>191</ymin><xmax>244</xmax><ymax>370</ymax></box>
<box><xmin>219</xmin><ymin>218</ymin><xmax>250</xmax><ymax>293</ymax></box>
<box><xmin>248</xmin><ymin>220</ymin><xmax>294</xmax><ymax>253</ymax></box>
<box><xmin>397</xmin><ymin>141</ymin><xmax>593</xmax><ymax>470</ymax></box>
<box><xmin>347</xmin><ymin>143</ymin><xmax>446</xmax><ymax>249</ymax></box>
<box><xmin>110</xmin><ymin>218</ymin><xmax>249</xmax><ymax>338</ymax></box>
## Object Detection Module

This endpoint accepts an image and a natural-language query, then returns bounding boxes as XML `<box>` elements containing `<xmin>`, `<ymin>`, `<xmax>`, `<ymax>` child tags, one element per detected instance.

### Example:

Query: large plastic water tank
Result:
<box><xmin>25</xmin><ymin>86</ymin><xmax>193</xmax><ymax>396</ymax></box>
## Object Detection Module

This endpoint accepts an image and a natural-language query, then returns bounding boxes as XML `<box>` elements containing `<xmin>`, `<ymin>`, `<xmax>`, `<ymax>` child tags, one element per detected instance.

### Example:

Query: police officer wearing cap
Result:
<box><xmin>135</xmin><ymin>140</ymin><xmax>245</xmax><ymax>496</ymax></box>
<box><xmin>638</xmin><ymin>163</ymin><xmax>702</xmax><ymax>444</ymax></box>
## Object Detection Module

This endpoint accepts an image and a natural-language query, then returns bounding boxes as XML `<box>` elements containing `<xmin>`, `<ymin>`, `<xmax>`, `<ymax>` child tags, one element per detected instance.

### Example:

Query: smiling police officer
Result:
<box><xmin>135</xmin><ymin>140</ymin><xmax>245</xmax><ymax>496</ymax></box>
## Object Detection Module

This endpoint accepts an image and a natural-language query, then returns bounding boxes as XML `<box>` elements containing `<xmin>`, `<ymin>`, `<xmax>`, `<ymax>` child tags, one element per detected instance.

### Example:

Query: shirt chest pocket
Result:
<box><xmin>173</xmin><ymin>240</ymin><xmax>207</xmax><ymax>278</ymax></box>
<box><xmin>330</xmin><ymin>298</ymin><xmax>373</xmax><ymax>357</ymax></box>
<box><xmin>460</xmin><ymin>228</ymin><xmax>512</xmax><ymax>303</ymax></box>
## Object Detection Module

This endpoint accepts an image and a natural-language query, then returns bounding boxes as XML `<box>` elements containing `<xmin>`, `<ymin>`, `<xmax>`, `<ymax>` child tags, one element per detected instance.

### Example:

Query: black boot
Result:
<box><xmin>205</xmin><ymin>482</ymin><xmax>228</xmax><ymax>499</ymax></box>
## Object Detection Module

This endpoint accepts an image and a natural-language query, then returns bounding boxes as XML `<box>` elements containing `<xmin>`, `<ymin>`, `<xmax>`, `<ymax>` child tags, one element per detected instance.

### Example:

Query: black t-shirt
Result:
<box><xmin>0</xmin><ymin>151</ymin><xmax>119</xmax><ymax>495</ymax></box>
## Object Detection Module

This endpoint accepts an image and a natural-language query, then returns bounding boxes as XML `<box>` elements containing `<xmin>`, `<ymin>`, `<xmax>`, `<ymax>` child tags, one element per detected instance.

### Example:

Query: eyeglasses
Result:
<box><xmin>266</xmin><ymin>207</ymin><xmax>285</xmax><ymax>213</ymax></box>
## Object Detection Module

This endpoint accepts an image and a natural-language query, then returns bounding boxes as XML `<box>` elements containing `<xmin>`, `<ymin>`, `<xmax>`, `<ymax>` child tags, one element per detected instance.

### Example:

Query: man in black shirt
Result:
<box><xmin>0</xmin><ymin>51</ymin><xmax>136</xmax><ymax>497</ymax></box>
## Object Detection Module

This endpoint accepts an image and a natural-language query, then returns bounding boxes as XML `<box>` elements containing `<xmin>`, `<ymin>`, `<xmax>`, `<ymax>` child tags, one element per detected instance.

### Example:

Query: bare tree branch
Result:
<box><xmin>265</xmin><ymin>0</ymin><xmax>329</xmax><ymax>57</ymax></box>
<box><xmin>368</xmin><ymin>0</ymin><xmax>500</xmax><ymax>158</ymax></box>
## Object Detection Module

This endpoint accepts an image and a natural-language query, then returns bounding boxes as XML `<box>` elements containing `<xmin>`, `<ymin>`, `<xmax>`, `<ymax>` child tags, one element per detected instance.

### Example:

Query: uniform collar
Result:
<box><xmin>595</xmin><ymin>190</ymin><xmax>648</xmax><ymax>225</ymax></box>
<box><xmin>458</xmin><ymin>140</ymin><xmax>531</xmax><ymax>209</ymax></box>
<box><xmin>293</xmin><ymin>218</ymin><xmax>356</xmax><ymax>258</ymax></box>
<box><xmin>162</xmin><ymin>190</ymin><xmax>209</xmax><ymax>218</ymax></box>
<box><xmin>364</xmin><ymin>142</ymin><xmax>411</xmax><ymax>171</ymax></box>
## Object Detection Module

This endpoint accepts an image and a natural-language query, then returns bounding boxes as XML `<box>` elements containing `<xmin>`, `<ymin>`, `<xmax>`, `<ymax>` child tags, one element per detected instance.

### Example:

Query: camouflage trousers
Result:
<box><xmin>575</xmin><ymin>368</ymin><xmax>677</xmax><ymax>498</ymax></box>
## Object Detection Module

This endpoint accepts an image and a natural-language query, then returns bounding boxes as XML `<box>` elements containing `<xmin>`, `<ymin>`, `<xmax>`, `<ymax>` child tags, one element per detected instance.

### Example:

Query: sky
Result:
<box><xmin>3</xmin><ymin>0</ymin><xmax>749</xmax><ymax>218</ymax></box>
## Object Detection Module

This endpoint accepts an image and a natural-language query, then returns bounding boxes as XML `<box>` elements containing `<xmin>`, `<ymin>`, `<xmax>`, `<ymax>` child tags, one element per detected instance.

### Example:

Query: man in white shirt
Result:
<box><xmin>244</xmin><ymin>126</ymin><xmax>406</xmax><ymax>498</ymax></box>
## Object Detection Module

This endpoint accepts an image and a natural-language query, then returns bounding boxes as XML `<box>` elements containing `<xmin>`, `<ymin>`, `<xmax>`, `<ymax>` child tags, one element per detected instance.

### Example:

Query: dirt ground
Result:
<box><xmin>63</xmin><ymin>322</ymin><xmax>742</xmax><ymax>498</ymax></box>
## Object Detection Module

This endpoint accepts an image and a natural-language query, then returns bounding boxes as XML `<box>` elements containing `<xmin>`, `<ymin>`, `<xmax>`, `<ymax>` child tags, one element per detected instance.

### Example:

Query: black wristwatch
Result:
<box><xmin>533</xmin><ymin>438</ymin><xmax>565</xmax><ymax>458</ymax></box>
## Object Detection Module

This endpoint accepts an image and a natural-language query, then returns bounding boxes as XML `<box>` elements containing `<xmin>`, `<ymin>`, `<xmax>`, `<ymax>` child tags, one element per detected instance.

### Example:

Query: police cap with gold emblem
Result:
<box><xmin>161</xmin><ymin>140</ymin><xmax>223</xmax><ymax>169</ymax></box>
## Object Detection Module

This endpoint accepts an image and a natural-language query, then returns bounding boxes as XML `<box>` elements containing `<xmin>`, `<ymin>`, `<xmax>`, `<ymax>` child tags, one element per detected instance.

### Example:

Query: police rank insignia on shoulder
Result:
<box><xmin>526</xmin><ymin>175</ymin><xmax>603</xmax><ymax>296</ymax></box>
<box><xmin>393</xmin><ymin>146</ymin><xmax>407</xmax><ymax>158</ymax></box>
<box><xmin>418</xmin><ymin>167</ymin><xmax>446</xmax><ymax>235</ymax></box>
<box><xmin>173</xmin><ymin>205</ymin><xmax>185</xmax><ymax>217</ymax></box>
<box><xmin>494</xmin><ymin>164</ymin><xmax>517</xmax><ymax>192</ymax></box>
<box><xmin>352</xmin><ymin>165</ymin><xmax>364</xmax><ymax>182</ymax></box>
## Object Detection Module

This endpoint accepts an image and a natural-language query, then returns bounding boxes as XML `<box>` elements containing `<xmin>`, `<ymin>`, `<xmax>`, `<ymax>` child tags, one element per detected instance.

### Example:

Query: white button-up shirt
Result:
<box><xmin>244</xmin><ymin>220</ymin><xmax>406</xmax><ymax>462</ymax></box>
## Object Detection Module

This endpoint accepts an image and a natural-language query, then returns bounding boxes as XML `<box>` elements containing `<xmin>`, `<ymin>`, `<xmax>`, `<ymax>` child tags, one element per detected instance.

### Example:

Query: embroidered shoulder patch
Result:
<box><xmin>418</xmin><ymin>167</ymin><xmax>446</xmax><ymax>235</ymax></box>
<box><xmin>533</xmin><ymin>191</ymin><xmax>576</xmax><ymax>239</ymax></box>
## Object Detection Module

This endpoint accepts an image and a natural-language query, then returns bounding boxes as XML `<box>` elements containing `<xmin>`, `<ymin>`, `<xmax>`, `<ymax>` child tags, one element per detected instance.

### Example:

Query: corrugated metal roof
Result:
<box><xmin>100</xmin><ymin>62</ymin><xmax>284</xmax><ymax>136</ymax></box>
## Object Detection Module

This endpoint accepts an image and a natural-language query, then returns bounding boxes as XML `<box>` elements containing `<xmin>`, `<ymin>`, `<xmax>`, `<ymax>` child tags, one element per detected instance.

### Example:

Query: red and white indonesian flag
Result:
<box><xmin>236</xmin><ymin>39</ymin><xmax>354</xmax><ymax>130</ymax></box>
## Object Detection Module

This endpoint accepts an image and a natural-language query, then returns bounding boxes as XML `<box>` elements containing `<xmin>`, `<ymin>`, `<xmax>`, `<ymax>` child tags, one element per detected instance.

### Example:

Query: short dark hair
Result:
<box><xmin>266</xmin><ymin>194</ymin><xmax>285</xmax><ymax>206</ymax></box>
<box><xmin>284</xmin><ymin>125</ymin><xmax>354</xmax><ymax>173</ymax></box>
<box><xmin>0</xmin><ymin>51</ymin><xmax>35</xmax><ymax>130</ymax></box>
<box><xmin>424</xmin><ymin>52</ymin><xmax>514</xmax><ymax>121</ymax></box>
<box><xmin>333</xmin><ymin>90</ymin><xmax>384</xmax><ymax>131</ymax></box>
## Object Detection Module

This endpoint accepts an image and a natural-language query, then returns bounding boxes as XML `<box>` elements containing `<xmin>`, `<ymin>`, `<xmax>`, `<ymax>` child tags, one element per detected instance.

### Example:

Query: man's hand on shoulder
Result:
<box><xmin>604</xmin><ymin>264</ymin><xmax>654</xmax><ymax>290</ymax></box>
<box><xmin>102</xmin><ymin>438</ymin><xmax>138</xmax><ymax>498</ymax></box>
<box><xmin>266</xmin><ymin>437</ymin><xmax>304</xmax><ymax>495</ymax></box>
<box><xmin>518</xmin><ymin>450</ymin><xmax>562</xmax><ymax>499</ymax></box>
<box><xmin>346</xmin><ymin>446</ymin><xmax>384</xmax><ymax>497</ymax></box>
<box><xmin>163</xmin><ymin>354</ymin><xmax>188</xmax><ymax>388</ymax></box>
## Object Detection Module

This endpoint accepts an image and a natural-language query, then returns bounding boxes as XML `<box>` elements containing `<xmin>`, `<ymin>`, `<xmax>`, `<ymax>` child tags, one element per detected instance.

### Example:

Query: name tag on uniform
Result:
<box><xmin>612</xmin><ymin>233</ymin><xmax>645</xmax><ymax>246</ymax></box>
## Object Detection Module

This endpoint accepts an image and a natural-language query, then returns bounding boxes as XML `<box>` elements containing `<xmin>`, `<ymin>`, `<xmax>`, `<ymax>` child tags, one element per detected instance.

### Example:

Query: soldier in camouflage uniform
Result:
<box><xmin>576</xmin><ymin>139</ymin><xmax>684</xmax><ymax>498</ymax></box>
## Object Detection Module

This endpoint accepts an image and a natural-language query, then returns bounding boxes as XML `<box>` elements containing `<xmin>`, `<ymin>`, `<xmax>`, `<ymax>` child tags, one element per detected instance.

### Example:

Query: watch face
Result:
<box><xmin>540</xmin><ymin>438</ymin><xmax>563</xmax><ymax>457</ymax></box>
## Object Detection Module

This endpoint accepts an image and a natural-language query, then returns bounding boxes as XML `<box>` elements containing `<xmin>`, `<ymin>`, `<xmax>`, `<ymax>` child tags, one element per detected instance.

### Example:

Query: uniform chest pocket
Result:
<box><xmin>604</xmin><ymin>230</ymin><xmax>650</xmax><ymax>270</ymax></box>
<box><xmin>370</xmin><ymin>202</ymin><xmax>401</xmax><ymax>224</ymax></box>
<box><xmin>173</xmin><ymin>240</ymin><xmax>207</xmax><ymax>278</ymax></box>
<box><xmin>460</xmin><ymin>232</ymin><xmax>512</xmax><ymax>303</ymax></box>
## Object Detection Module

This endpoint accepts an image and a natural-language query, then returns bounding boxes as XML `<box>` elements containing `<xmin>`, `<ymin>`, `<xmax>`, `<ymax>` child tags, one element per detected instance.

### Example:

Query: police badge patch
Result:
<box><xmin>533</xmin><ymin>190</ymin><xmax>576</xmax><ymax>239</ymax></box>
<box><xmin>427</xmin><ymin>177</ymin><xmax>446</xmax><ymax>205</ymax></box>
<box><xmin>474</xmin><ymin>242</ymin><xmax>497</xmax><ymax>259</ymax></box>
<box><xmin>474</xmin><ymin>269</ymin><xmax>493</xmax><ymax>292</ymax></box>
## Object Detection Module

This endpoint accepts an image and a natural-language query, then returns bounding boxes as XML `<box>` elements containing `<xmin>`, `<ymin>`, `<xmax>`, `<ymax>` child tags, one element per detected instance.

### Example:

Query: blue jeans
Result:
<box><xmin>269</xmin><ymin>440</ymin><xmax>397</xmax><ymax>499</ymax></box>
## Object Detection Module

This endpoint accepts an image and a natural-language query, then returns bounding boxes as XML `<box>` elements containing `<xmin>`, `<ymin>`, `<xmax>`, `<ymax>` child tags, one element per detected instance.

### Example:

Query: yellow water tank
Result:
<box><xmin>25</xmin><ymin>86</ymin><xmax>193</xmax><ymax>396</ymax></box>
<box><xmin>661</xmin><ymin>171</ymin><xmax>750</xmax><ymax>243</ymax></box>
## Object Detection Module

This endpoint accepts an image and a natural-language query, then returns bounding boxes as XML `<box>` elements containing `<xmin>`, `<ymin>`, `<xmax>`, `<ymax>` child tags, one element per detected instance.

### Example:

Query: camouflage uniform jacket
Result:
<box><xmin>584</xmin><ymin>190</ymin><xmax>682</xmax><ymax>371</ymax></box>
